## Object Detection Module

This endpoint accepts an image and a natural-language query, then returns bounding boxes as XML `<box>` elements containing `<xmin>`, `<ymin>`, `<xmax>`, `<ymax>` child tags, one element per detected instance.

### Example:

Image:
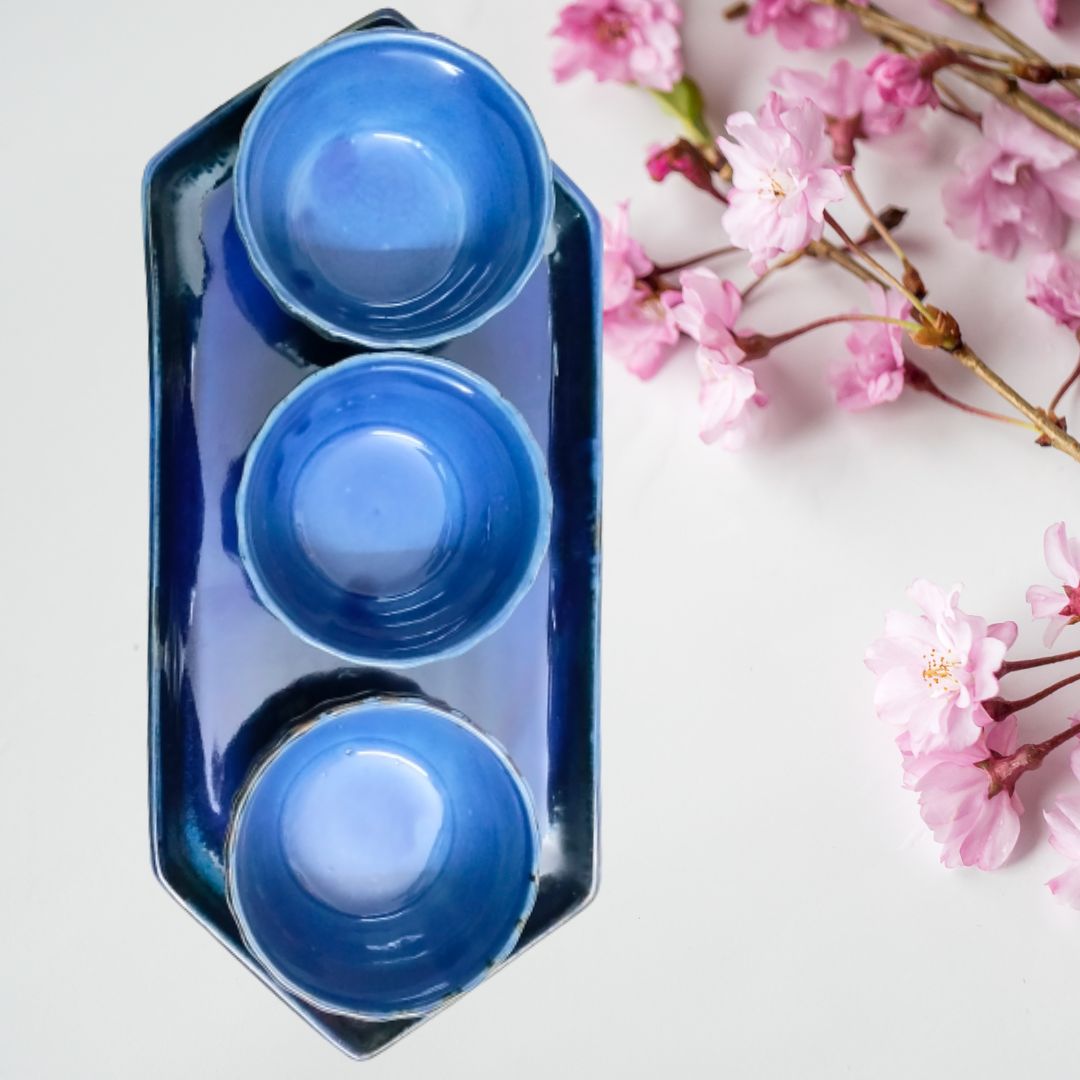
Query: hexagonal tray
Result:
<box><xmin>143</xmin><ymin>8</ymin><xmax>601</xmax><ymax>1060</ymax></box>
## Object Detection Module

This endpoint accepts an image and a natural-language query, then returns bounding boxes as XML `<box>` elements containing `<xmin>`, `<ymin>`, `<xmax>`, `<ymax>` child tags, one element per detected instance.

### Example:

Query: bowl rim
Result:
<box><xmin>224</xmin><ymin>694</ymin><xmax>542</xmax><ymax>1021</ymax></box>
<box><xmin>236</xmin><ymin>351</ymin><xmax>554</xmax><ymax>667</ymax></box>
<box><xmin>234</xmin><ymin>28</ymin><xmax>555</xmax><ymax>350</ymax></box>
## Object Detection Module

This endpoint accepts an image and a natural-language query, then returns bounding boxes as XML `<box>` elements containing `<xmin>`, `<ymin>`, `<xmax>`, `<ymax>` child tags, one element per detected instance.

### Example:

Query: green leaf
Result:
<box><xmin>652</xmin><ymin>76</ymin><xmax>712</xmax><ymax>145</ymax></box>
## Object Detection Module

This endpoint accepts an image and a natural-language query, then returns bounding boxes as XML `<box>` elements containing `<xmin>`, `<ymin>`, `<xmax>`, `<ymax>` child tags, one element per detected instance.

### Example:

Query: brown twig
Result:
<box><xmin>936</xmin><ymin>0</ymin><xmax>1080</xmax><ymax>99</ymax></box>
<box><xmin>741</xmin><ymin>311</ymin><xmax>921</xmax><ymax>357</ymax></box>
<box><xmin>807</xmin><ymin>240</ymin><xmax>888</xmax><ymax>287</ymax></box>
<box><xmin>650</xmin><ymin>246</ymin><xmax>738</xmax><ymax>277</ymax></box>
<box><xmin>986</xmin><ymin>669</ymin><xmax>1080</xmax><ymax>719</ymax></box>
<box><xmin>1049</xmin><ymin>352</ymin><xmax>1080</xmax><ymax>417</ymax></box>
<box><xmin>935</xmin><ymin>80</ymin><xmax>983</xmax><ymax>126</ymax></box>
<box><xmin>946</xmin><ymin>343</ymin><xmax>1080</xmax><ymax>461</ymax></box>
<box><xmin>812</xmin><ymin>0</ymin><xmax>1080</xmax><ymax>151</ymax></box>
<box><xmin>903</xmin><ymin>361</ymin><xmax>1037</xmax><ymax>429</ymax></box>
<box><xmin>1001</xmin><ymin>648</ymin><xmax>1080</xmax><ymax>675</ymax></box>
<box><xmin>952</xmin><ymin>63</ymin><xmax>1080</xmax><ymax>151</ymax></box>
<box><xmin>823</xmin><ymin>211</ymin><xmax>931</xmax><ymax>316</ymax></box>
<box><xmin>843</xmin><ymin>175</ymin><xmax>923</xmax><ymax>297</ymax></box>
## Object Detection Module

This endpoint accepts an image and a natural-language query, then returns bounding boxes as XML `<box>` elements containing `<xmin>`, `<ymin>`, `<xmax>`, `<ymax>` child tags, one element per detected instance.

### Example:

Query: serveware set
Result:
<box><xmin>143</xmin><ymin>9</ymin><xmax>601</xmax><ymax>1058</ymax></box>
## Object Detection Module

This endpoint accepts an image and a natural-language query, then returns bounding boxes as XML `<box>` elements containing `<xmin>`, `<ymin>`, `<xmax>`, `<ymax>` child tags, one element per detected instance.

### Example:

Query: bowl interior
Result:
<box><xmin>227</xmin><ymin>699</ymin><xmax>539</xmax><ymax>1018</ymax></box>
<box><xmin>237</xmin><ymin>31</ymin><xmax>552</xmax><ymax>346</ymax></box>
<box><xmin>238</xmin><ymin>354</ymin><xmax>551</xmax><ymax>665</ymax></box>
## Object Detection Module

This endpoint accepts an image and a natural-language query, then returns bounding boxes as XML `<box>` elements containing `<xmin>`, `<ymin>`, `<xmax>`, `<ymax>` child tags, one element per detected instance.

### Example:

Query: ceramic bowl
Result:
<box><xmin>237</xmin><ymin>352</ymin><xmax>552</xmax><ymax>665</ymax></box>
<box><xmin>226</xmin><ymin>697</ymin><xmax>540</xmax><ymax>1018</ymax></box>
<box><xmin>234</xmin><ymin>30</ymin><xmax>553</xmax><ymax>349</ymax></box>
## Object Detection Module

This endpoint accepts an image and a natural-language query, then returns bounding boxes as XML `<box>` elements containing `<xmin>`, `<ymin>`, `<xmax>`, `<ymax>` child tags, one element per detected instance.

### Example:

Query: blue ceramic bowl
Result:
<box><xmin>237</xmin><ymin>353</ymin><xmax>552</xmax><ymax>665</ymax></box>
<box><xmin>226</xmin><ymin>697</ymin><xmax>540</xmax><ymax>1018</ymax></box>
<box><xmin>234</xmin><ymin>30</ymin><xmax>554</xmax><ymax>349</ymax></box>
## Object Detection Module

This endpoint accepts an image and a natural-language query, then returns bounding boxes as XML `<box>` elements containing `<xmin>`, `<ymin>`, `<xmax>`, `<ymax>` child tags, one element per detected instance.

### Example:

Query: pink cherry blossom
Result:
<box><xmin>1036</xmin><ymin>0</ymin><xmax>1060</xmax><ymax>29</ymax></box>
<box><xmin>695</xmin><ymin>349</ymin><xmax>767</xmax><ymax>449</ymax></box>
<box><xmin>1026</xmin><ymin>251</ymin><xmax>1080</xmax><ymax>331</ymax></box>
<box><xmin>745</xmin><ymin>0</ymin><xmax>852</xmax><ymax>51</ymax></box>
<box><xmin>718</xmin><ymin>92</ymin><xmax>847</xmax><ymax>274</ymax></box>
<box><xmin>865</xmin><ymin>579</ymin><xmax>1018</xmax><ymax>754</ymax></box>
<box><xmin>1026</xmin><ymin>522</ymin><xmax>1080</xmax><ymax>646</ymax></box>
<box><xmin>604</xmin><ymin>289</ymin><xmax>681</xmax><ymax>379</ymax></box>
<box><xmin>551</xmin><ymin>0</ymin><xmax>683</xmax><ymax>91</ymax></box>
<box><xmin>865</xmin><ymin>52</ymin><xmax>940</xmax><ymax>110</ymax></box>
<box><xmin>602</xmin><ymin>201</ymin><xmax>653</xmax><ymax>313</ymax></box>
<box><xmin>943</xmin><ymin>95</ymin><xmax>1080</xmax><ymax>259</ymax></box>
<box><xmin>1045</xmin><ymin>745</ymin><xmax>1080</xmax><ymax>907</ymax></box>
<box><xmin>772</xmin><ymin>59</ymin><xmax>906</xmax><ymax>163</ymax></box>
<box><xmin>902</xmin><ymin>715</ymin><xmax>1023</xmax><ymax>871</ymax></box>
<box><xmin>829</xmin><ymin>284</ymin><xmax>910</xmax><ymax>411</ymax></box>
<box><xmin>670</xmin><ymin>268</ymin><xmax>747</xmax><ymax>363</ymax></box>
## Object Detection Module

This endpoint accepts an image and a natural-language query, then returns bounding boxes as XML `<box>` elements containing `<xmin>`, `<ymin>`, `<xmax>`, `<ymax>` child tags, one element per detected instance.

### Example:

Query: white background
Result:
<box><xmin>3</xmin><ymin>1</ymin><xmax>1080</xmax><ymax>1076</ymax></box>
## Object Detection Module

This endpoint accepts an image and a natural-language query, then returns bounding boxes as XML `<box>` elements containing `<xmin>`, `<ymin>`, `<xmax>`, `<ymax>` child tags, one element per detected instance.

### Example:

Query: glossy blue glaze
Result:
<box><xmin>227</xmin><ymin>698</ymin><xmax>539</xmax><ymax>1018</ymax></box>
<box><xmin>235</xmin><ymin>30</ymin><xmax>553</xmax><ymax>348</ymax></box>
<box><xmin>144</xmin><ymin>9</ymin><xmax>601</xmax><ymax>1060</ymax></box>
<box><xmin>238</xmin><ymin>353</ymin><xmax>552</xmax><ymax>666</ymax></box>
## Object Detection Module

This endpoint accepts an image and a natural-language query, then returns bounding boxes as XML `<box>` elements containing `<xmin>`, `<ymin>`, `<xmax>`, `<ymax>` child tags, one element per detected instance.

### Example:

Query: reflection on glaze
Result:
<box><xmin>293</xmin><ymin>428</ymin><xmax>451</xmax><ymax>595</ymax></box>
<box><xmin>281</xmin><ymin>748</ymin><xmax>447</xmax><ymax>917</ymax></box>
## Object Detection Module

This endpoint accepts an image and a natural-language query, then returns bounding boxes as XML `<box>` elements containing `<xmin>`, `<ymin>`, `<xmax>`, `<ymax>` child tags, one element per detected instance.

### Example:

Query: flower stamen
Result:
<box><xmin>922</xmin><ymin>647</ymin><xmax>960</xmax><ymax>692</ymax></box>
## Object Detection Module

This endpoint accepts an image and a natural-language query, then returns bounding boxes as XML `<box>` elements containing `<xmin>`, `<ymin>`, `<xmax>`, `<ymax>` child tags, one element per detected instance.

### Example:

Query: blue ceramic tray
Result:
<box><xmin>144</xmin><ymin>8</ymin><xmax>601</xmax><ymax>1060</ymax></box>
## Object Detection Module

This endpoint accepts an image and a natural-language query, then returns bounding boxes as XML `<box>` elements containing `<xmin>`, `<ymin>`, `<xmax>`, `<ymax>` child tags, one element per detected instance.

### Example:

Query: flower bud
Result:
<box><xmin>646</xmin><ymin>138</ymin><xmax>719</xmax><ymax>196</ymax></box>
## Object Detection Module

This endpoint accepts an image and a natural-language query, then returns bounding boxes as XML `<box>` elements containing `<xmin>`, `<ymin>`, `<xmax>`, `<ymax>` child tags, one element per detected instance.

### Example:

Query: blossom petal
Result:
<box><xmin>1048</xmin><ymin>864</ymin><xmax>1080</xmax><ymax>908</ymax></box>
<box><xmin>1045</xmin><ymin>795</ymin><xmax>1080</xmax><ymax>861</ymax></box>
<box><xmin>1045</xmin><ymin>521</ymin><xmax>1080</xmax><ymax>586</ymax></box>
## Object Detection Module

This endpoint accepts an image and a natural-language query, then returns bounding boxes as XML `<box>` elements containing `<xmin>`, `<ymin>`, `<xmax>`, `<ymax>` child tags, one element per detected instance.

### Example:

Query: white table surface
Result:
<box><xmin>3</xmin><ymin>1</ymin><xmax>1079</xmax><ymax>1076</ymax></box>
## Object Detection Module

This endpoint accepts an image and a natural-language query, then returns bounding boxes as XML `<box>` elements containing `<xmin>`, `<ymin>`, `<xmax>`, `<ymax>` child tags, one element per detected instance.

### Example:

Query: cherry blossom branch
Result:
<box><xmin>840</xmin><ymin>1</ymin><xmax>1065</xmax><ymax>75</ymax></box>
<box><xmin>844</xmin><ymin>176</ymin><xmax>907</xmax><ymax>267</ymax></box>
<box><xmin>823</xmin><ymin>211</ymin><xmax>931</xmax><ymax>316</ymax></box>
<box><xmin>985</xmin><ymin>669</ymin><xmax>1080</xmax><ymax>720</ymax></box>
<box><xmin>935</xmin><ymin>0</ymin><xmax>1080</xmax><ymax>99</ymax></box>
<box><xmin>883</xmin><ymin>29</ymin><xmax>1017</xmax><ymax>66</ymax></box>
<box><xmin>806</xmin><ymin>240</ymin><xmax>888</xmax><ymax>288</ymax></box>
<box><xmin>945</xmin><ymin>342</ymin><xmax>1080</xmax><ymax>462</ymax></box>
<box><xmin>814</xmin><ymin>217</ymin><xmax>1080</xmax><ymax>458</ymax></box>
<box><xmin>820</xmin><ymin>204</ymin><xmax>1080</xmax><ymax>457</ymax></box>
<box><xmin>1049</xmin><ymin>351</ymin><xmax>1080</xmax><ymax>417</ymax></box>
<box><xmin>935</xmin><ymin>81</ymin><xmax>982</xmax><ymax>125</ymax></box>
<box><xmin>744</xmin><ymin>224</ymin><xmax>902</xmax><ymax>301</ymax></box>
<box><xmin>812</xmin><ymin>0</ymin><xmax>1080</xmax><ymax>151</ymax></box>
<box><xmin>903</xmin><ymin>361</ymin><xmax>1038</xmax><ymax>430</ymax></box>
<box><xmin>1000</xmin><ymin>648</ymin><xmax>1080</xmax><ymax>675</ymax></box>
<box><xmin>951</xmin><ymin>64</ymin><xmax>1080</xmax><ymax>152</ymax></box>
<box><xmin>739</xmin><ymin>312</ymin><xmax>922</xmax><ymax>356</ymax></box>
<box><xmin>751</xmin><ymin>200</ymin><xmax>1080</xmax><ymax>458</ymax></box>
<box><xmin>936</xmin><ymin>0</ymin><xmax>1041</xmax><ymax>58</ymax></box>
<box><xmin>843</xmin><ymin>175</ymin><xmax>924</xmax><ymax>298</ymax></box>
<box><xmin>650</xmin><ymin>246</ymin><xmax>738</xmax><ymax>277</ymax></box>
<box><xmin>979</xmin><ymin>718</ymin><xmax>1080</xmax><ymax>797</ymax></box>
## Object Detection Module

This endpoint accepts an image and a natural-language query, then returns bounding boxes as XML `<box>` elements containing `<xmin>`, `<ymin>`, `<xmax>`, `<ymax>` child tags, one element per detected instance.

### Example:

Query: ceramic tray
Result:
<box><xmin>144</xmin><ymin>8</ymin><xmax>601</xmax><ymax>1060</ymax></box>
